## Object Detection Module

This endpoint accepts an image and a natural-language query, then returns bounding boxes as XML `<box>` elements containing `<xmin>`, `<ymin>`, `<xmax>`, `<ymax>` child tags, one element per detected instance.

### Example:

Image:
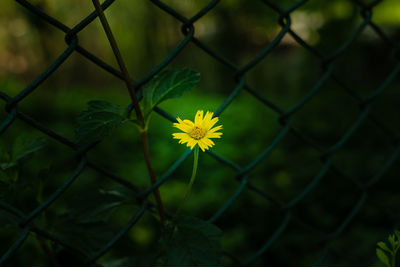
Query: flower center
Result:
<box><xmin>189</xmin><ymin>126</ymin><xmax>206</xmax><ymax>140</ymax></box>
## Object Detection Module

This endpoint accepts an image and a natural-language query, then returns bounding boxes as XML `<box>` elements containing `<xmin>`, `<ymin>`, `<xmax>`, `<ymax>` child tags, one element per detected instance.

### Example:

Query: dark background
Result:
<box><xmin>1</xmin><ymin>0</ymin><xmax>400</xmax><ymax>266</ymax></box>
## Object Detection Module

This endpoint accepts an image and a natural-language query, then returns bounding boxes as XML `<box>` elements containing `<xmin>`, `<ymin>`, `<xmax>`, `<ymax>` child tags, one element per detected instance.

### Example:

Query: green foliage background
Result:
<box><xmin>1</xmin><ymin>0</ymin><xmax>400</xmax><ymax>266</ymax></box>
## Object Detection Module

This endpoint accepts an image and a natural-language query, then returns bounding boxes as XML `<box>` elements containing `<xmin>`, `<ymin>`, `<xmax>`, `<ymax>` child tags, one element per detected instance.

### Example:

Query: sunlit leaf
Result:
<box><xmin>388</xmin><ymin>234</ymin><xmax>396</xmax><ymax>249</ymax></box>
<box><xmin>376</xmin><ymin>248</ymin><xmax>390</xmax><ymax>267</ymax></box>
<box><xmin>377</xmin><ymin>241</ymin><xmax>391</xmax><ymax>253</ymax></box>
<box><xmin>395</xmin><ymin>230</ymin><xmax>400</xmax><ymax>242</ymax></box>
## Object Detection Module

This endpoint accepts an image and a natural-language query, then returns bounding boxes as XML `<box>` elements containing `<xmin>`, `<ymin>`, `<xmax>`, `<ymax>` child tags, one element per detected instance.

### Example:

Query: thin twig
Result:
<box><xmin>141</xmin><ymin>132</ymin><xmax>166</xmax><ymax>222</ymax></box>
<box><xmin>91</xmin><ymin>0</ymin><xmax>166</xmax><ymax>222</ymax></box>
<box><xmin>91</xmin><ymin>0</ymin><xmax>143</xmax><ymax>124</ymax></box>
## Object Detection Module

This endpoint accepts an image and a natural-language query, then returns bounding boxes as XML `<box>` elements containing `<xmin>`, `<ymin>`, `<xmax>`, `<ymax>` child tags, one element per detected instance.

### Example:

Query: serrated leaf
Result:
<box><xmin>160</xmin><ymin>216</ymin><xmax>222</xmax><ymax>267</ymax></box>
<box><xmin>376</xmin><ymin>248</ymin><xmax>390</xmax><ymax>267</ymax></box>
<box><xmin>74</xmin><ymin>101</ymin><xmax>127</xmax><ymax>146</ymax></box>
<box><xmin>378</xmin><ymin>242</ymin><xmax>392</xmax><ymax>253</ymax></box>
<box><xmin>142</xmin><ymin>68</ymin><xmax>200</xmax><ymax>117</ymax></box>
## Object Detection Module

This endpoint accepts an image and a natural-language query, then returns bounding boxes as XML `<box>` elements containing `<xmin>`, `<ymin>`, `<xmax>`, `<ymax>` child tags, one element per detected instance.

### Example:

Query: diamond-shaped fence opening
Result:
<box><xmin>1</xmin><ymin>0</ymin><xmax>400</xmax><ymax>266</ymax></box>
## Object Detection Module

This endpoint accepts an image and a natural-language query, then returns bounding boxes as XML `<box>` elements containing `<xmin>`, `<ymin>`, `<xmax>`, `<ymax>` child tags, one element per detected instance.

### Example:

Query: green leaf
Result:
<box><xmin>52</xmin><ymin>220</ymin><xmax>116</xmax><ymax>255</ymax></box>
<box><xmin>13</xmin><ymin>136</ymin><xmax>46</xmax><ymax>162</ymax></box>
<box><xmin>0</xmin><ymin>135</ymin><xmax>46</xmax><ymax>186</ymax></box>
<box><xmin>0</xmin><ymin>168</ymin><xmax>18</xmax><ymax>184</ymax></box>
<box><xmin>395</xmin><ymin>230</ymin><xmax>400</xmax><ymax>240</ymax></box>
<box><xmin>159</xmin><ymin>216</ymin><xmax>222</xmax><ymax>267</ymax></box>
<box><xmin>0</xmin><ymin>136</ymin><xmax>46</xmax><ymax>171</ymax></box>
<box><xmin>51</xmin><ymin>188</ymin><xmax>135</xmax><ymax>254</ymax></box>
<box><xmin>377</xmin><ymin>242</ymin><xmax>392</xmax><ymax>253</ymax></box>
<box><xmin>377</xmin><ymin>241</ymin><xmax>392</xmax><ymax>253</ymax></box>
<box><xmin>61</xmin><ymin>188</ymin><xmax>132</xmax><ymax>224</ymax></box>
<box><xmin>74</xmin><ymin>101</ymin><xmax>127</xmax><ymax>146</ymax></box>
<box><xmin>389</xmin><ymin>234</ymin><xmax>396</xmax><ymax>249</ymax></box>
<box><xmin>376</xmin><ymin>248</ymin><xmax>390</xmax><ymax>267</ymax></box>
<box><xmin>142</xmin><ymin>68</ymin><xmax>200</xmax><ymax>117</ymax></box>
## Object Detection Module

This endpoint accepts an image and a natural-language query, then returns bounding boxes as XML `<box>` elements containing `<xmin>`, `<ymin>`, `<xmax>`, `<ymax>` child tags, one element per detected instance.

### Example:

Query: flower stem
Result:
<box><xmin>174</xmin><ymin>146</ymin><xmax>200</xmax><ymax>219</ymax></box>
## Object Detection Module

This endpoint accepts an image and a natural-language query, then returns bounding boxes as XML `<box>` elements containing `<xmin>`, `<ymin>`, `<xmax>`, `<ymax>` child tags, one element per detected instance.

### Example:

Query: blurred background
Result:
<box><xmin>1</xmin><ymin>0</ymin><xmax>400</xmax><ymax>266</ymax></box>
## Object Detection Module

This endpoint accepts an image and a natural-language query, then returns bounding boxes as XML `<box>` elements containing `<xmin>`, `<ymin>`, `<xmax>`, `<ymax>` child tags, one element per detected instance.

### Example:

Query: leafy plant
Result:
<box><xmin>376</xmin><ymin>230</ymin><xmax>400</xmax><ymax>267</ymax></box>
<box><xmin>72</xmin><ymin>67</ymin><xmax>224</xmax><ymax>267</ymax></box>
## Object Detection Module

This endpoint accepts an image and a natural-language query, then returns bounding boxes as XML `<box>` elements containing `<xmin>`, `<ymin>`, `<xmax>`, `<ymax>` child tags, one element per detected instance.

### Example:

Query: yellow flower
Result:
<box><xmin>172</xmin><ymin>110</ymin><xmax>223</xmax><ymax>152</ymax></box>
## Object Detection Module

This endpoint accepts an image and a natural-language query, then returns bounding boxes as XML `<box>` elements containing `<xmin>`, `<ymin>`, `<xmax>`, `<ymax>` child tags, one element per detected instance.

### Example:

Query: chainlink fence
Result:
<box><xmin>1</xmin><ymin>0</ymin><xmax>400</xmax><ymax>266</ymax></box>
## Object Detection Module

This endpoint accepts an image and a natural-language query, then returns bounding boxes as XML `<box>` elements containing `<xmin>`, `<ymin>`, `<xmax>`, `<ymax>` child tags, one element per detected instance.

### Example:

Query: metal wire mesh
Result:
<box><xmin>1</xmin><ymin>0</ymin><xmax>400</xmax><ymax>266</ymax></box>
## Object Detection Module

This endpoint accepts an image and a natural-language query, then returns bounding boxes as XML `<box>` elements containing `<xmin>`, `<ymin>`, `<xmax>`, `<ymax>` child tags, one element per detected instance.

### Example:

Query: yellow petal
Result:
<box><xmin>202</xmin><ymin>137</ymin><xmax>215</xmax><ymax>147</ymax></box>
<box><xmin>188</xmin><ymin>140</ymin><xmax>197</xmax><ymax>149</ymax></box>
<box><xmin>197</xmin><ymin>140</ymin><xmax>207</xmax><ymax>152</ymax></box>
<box><xmin>206</xmin><ymin>132</ymin><xmax>222</xmax><ymax>139</ymax></box>
<box><xmin>201</xmin><ymin>111</ymin><xmax>213</xmax><ymax>127</ymax></box>
<box><xmin>173</xmin><ymin>118</ymin><xmax>193</xmax><ymax>133</ymax></box>
<box><xmin>205</xmin><ymin>117</ymin><xmax>219</xmax><ymax>131</ymax></box>
<box><xmin>194</xmin><ymin>110</ymin><xmax>204</xmax><ymax>126</ymax></box>
<box><xmin>207</xmin><ymin>125</ymin><xmax>222</xmax><ymax>134</ymax></box>
<box><xmin>179</xmin><ymin>138</ymin><xmax>189</xmax><ymax>145</ymax></box>
<box><xmin>200</xmin><ymin>111</ymin><xmax>219</xmax><ymax>130</ymax></box>
<box><xmin>182</xmin><ymin>119</ymin><xmax>194</xmax><ymax>127</ymax></box>
<box><xmin>204</xmin><ymin>111</ymin><xmax>214</xmax><ymax>121</ymax></box>
<box><xmin>172</xmin><ymin>132</ymin><xmax>190</xmax><ymax>142</ymax></box>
